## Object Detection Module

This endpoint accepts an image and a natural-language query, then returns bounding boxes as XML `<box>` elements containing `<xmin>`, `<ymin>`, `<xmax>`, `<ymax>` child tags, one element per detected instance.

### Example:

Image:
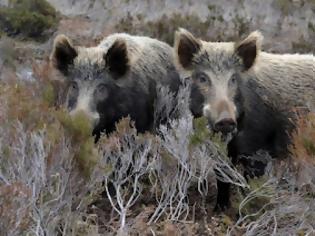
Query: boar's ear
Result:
<box><xmin>50</xmin><ymin>34</ymin><xmax>77</xmax><ymax>74</ymax></box>
<box><xmin>174</xmin><ymin>28</ymin><xmax>201</xmax><ymax>70</ymax></box>
<box><xmin>105</xmin><ymin>39</ymin><xmax>129</xmax><ymax>79</ymax></box>
<box><xmin>235</xmin><ymin>31</ymin><xmax>263</xmax><ymax>71</ymax></box>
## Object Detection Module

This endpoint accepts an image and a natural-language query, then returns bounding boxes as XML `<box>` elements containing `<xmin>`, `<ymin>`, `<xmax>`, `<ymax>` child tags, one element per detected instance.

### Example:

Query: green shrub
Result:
<box><xmin>0</xmin><ymin>0</ymin><xmax>58</xmax><ymax>41</ymax></box>
<box><xmin>9</xmin><ymin>0</ymin><xmax>57</xmax><ymax>17</ymax></box>
<box><xmin>190</xmin><ymin>117</ymin><xmax>228</xmax><ymax>155</ymax></box>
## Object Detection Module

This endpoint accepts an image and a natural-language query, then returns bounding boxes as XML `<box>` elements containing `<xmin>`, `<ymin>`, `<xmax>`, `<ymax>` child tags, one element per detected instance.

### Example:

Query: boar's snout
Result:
<box><xmin>213</xmin><ymin>100</ymin><xmax>237</xmax><ymax>134</ymax></box>
<box><xmin>214</xmin><ymin>118</ymin><xmax>236</xmax><ymax>134</ymax></box>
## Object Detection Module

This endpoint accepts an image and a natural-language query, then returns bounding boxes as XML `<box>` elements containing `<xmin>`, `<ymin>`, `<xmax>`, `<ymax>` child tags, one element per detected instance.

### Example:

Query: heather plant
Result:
<box><xmin>0</xmin><ymin>71</ymin><xmax>249</xmax><ymax>235</ymax></box>
<box><xmin>0</xmin><ymin>74</ymin><xmax>102</xmax><ymax>235</ymax></box>
<box><xmin>94</xmin><ymin>119</ymin><xmax>157</xmax><ymax>235</ymax></box>
<box><xmin>1</xmin><ymin>59</ymin><xmax>314</xmax><ymax>236</ymax></box>
<box><xmin>228</xmin><ymin>112</ymin><xmax>315</xmax><ymax>236</ymax></box>
<box><xmin>228</xmin><ymin>160</ymin><xmax>315</xmax><ymax>236</ymax></box>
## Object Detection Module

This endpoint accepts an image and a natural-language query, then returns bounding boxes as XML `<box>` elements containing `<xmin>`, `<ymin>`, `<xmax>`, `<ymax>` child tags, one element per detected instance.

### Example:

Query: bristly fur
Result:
<box><xmin>50</xmin><ymin>33</ymin><xmax>181</xmax><ymax>139</ymax></box>
<box><xmin>234</xmin><ymin>31</ymin><xmax>263</xmax><ymax>70</ymax></box>
<box><xmin>234</xmin><ymin>31</ymin><xmax>263</xmax><ymax>51</ymax></box>
<box><xmin>174</xmin><ymin>28</ymin><xmax>201</xmax><ymax>70</ymax></box>
<box><xmin>247</xmin><ymin>52</ymin><xmax>315</xmax><ymax>111</ymax></box>
<box><xmin>50</xmin><ymin>35</ymin><xmax>78</xmax><ymax>74</ymax></box>
<box><xmin>104</xmin><ymin>39</ymin><xmax>129</xmax><ymax>78</ymax></box>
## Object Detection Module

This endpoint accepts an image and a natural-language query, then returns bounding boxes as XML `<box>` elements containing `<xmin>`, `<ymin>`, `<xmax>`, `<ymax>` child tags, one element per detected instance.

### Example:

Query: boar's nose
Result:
<box><xmin>214</xmin><ymin>118</ymin><xmax>236</xmax><ymax>134</ymax></box>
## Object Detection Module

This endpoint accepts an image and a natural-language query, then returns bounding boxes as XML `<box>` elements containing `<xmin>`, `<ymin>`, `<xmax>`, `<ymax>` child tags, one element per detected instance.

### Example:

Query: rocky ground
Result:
<box><xmin>47</xmin><ymin>0</ymin><xmax>315</xmax><ymax>53</ymax></box>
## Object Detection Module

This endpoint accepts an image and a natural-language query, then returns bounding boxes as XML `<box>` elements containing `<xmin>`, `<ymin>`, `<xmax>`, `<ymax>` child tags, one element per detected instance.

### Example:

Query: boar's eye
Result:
<box><xmin>69</xmin><ymin>81</ymin><xmax>77</xmax><ymax>90</ymax></box>
<box><xmin>229</xmin><ymin>74</ymin><xmax>238</xmax><ymax>86</ymax></box>
<box><xmin>198</xmin><ymin>75</ymin><xmax>207</xmax><ymax>83</ymax></box>
<box><xmin>97</xmin><ymin>84</ymin><xmax>107</xmax><ymax>93</ymax></box>
<box><xmin>67</xmin><ymin>81</ymin><xmax>78</xmax><ymax>110</ymax></box>
<box><xmin>68</xmin><ymin>81</ymin><xmax>78</xmax><ymax>95</ymax></box>
<box><xmin>196</xmin><ymin>73</ymin><xmax>210</xmax><ymax>84</ymax></box>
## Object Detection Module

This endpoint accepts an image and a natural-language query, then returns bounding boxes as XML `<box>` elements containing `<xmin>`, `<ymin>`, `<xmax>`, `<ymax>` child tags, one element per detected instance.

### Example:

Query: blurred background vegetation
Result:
<box><xmin>0</xmin><ymin>0</ymin><xmax>58</xmax><ymax>41</ymax></box>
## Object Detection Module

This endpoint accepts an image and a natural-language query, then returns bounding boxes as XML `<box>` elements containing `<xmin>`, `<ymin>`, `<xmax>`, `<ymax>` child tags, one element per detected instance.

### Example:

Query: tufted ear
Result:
<box><xmin>104</xmin><ymin>39</ymin><xmax>129</xmax><ymax>79</ymax></box>
<box><xmin>174</xmin><ymin>28</ymin><xmax>201</xmax><ymax>70</ymax></box>
<box><xmin>235</xmin><ymin>31</ymin><xmax>263</xmax><ymax>71</ymax></box>
<box><xmin>50</xmin><ymin>34</ymin><xmax>77</xmax><ymax>74</ymax></box>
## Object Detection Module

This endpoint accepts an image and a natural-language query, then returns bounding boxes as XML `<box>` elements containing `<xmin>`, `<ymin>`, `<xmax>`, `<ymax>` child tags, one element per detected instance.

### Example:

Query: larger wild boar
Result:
<box><xmin>174</xmin><ymin>28</ymin><xmax>314</xmax><ymax>160</ymax></box>
<box><xmin>173</xmin><ymin>28</ymin><xmax>315</xmax><ymax>207</ymax></box>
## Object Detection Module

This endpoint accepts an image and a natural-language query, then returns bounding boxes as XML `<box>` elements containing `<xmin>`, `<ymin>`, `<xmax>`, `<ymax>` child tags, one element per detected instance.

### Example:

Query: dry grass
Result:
<box><xmin>0</xmin><ymin>63</ymin><xmax>239</xmax><ymax>235</ymax></box>
<box><xmin>290</xmin><ymin>112</ymin><xmax>315</xmax><ymax>165</ymax></box>
<box><xmin>0</xmin><ymin>48</ymin><xmax>314</xmax><ymax>236</ymax></box>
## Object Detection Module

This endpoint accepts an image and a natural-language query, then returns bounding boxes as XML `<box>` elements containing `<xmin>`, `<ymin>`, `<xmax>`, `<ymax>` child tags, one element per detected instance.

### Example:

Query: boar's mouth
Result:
<box><xmin>92</xmin><ymin>125</ymin><xmax>103</xmax><ymax>143</ymax></box>
<box><xmin>217</xmin><ymin>129</ymin><xmax>238</xmax><ymax>143</ymax></box>
<box><xmin>91</xmin><ymin>118</ymin><xmax>112</xmax><ymax>143</ymax></box>
<box><xmin>209</xmin><ymin>120</ymin><xmax>238</xmax><ymax>143</ymax></box>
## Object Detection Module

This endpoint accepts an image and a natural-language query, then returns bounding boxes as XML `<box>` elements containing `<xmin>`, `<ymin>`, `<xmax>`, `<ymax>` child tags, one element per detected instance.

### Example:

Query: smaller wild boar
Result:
<box><xmin>50</xmin><ymin>33</ymin><xmax>180</xmax><ymax>140</ymax></box>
